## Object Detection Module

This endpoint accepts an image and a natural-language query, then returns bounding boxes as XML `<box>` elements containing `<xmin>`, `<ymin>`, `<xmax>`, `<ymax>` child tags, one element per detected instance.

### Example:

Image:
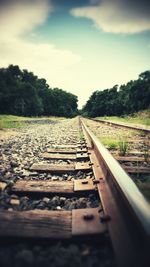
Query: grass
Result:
<box><xmin>79</xmin><ymin>131</ymin><xmax>85</xmax><ymax>141</ymax></box>
<box><xmin>99</xmin><ymin>136</ymin><xmax>130</xmax><ymax>155</ymax></box>
<box><xmin>0</xmin><ymin>120</ymin><xmax>25</xmax><ymax>129</ymax></box>
<box><xmin>0</xmin><ymin>115</ymin><xmax>65</xmax><ymax>129</ymax></box>
<box><xmin>118</xmin><ymin>140</ymin><xmax>128</xmax><ymax>156</ymax></box>
<box><xmin>96</xmin><ymin>109</ymin><xmax>150</xmax><ymax>126</ymax></box>
<box><xmin>143</xmin><ymin>148</ymin><xmax>149</xmax><ymax>163</ymax></box>
<box><xmin>0</xmin><ymin>115</ymin><xmax>65</xmax><ymax>122</ymax></box>
<box><xmin>99</xmin><ymin>137</ymin><xmax>118</xmax><ymax>150</ymax></box>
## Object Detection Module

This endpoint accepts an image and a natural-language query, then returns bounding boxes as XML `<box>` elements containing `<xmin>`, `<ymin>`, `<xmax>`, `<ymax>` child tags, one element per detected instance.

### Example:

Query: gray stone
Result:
<box><xmin>7</xmin><ymin>180</ymin><xmax>14</xmax><ymax>187</ymax></box>
<box><xmin>51</xmin><ymin>196</ymin><xmax>60</xmax><ymax>206</ymax></box>
<box><xmin>68</xmin><ymin>202</ymin><xmax>76</xmax><ymax>210</ymax></box>
<box><xmin>60</xmin><ymin>197</ymin><xmax>66</xmax><ymax>203</ymax></box>
<box><xmin>42</xmin><ymin>197</ymin><xmax>50</xmax><ymax>203</ymax></box>
<box><xmin>56</xmin><ymin>206</ymin><xmax>61</xmax><ymax>210</ymax></box>
<box><xmin>10</xmin><ymin>194</ymin><xmax>18</xmax><ymax>199</ymax></box>
<box><xmin>10</xmin><ymin>161</ymin><xmax>19</xmax><ymax>168</ymax></box>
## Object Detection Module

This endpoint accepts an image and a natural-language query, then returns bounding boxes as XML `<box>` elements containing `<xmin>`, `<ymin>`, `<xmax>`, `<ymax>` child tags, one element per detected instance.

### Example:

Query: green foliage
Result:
<box><xmin>79</xmin><ymin>131</ymin><xmax>84</xmax><ymax>141</ymax></box>
<box><xmin>83</xmin><ymin>70</ymin><xmax>150</xmax><ymax>117</ymax></box>
<box><xmin>100</xmin><ymin>137</ymin><xmax>118</xmax><ymax>149</ymax></box>
<box><xmin>96</xmin><ymin>112</ymin><xmax>150</xmax><ymax>126</ymax></box>
<box><xmin>0</xmin><ymin>119</ymin><xmax>25</xmax><ymax>129</ymax></box>
<box><xmin>0</xmin><ymin>115</ymin><xmax>65</xmax><ymax>129</ymax></box>
<box><xmin>143</xmin><ymin>147</ymin><xmax>149</xmax><ymax>163</ymax></box>
<box><xmin>0</xmin><ymin>65</ymin><xmax>78</xmax><ymax>117</ymax></box>
<box><xmin>118</xmin><ymin>140</ymin><xmax>128</xmax><ymax>156</ymax></box>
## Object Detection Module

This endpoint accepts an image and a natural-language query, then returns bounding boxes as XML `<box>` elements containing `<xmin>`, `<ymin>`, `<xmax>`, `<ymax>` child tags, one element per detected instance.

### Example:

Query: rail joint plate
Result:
<box><xmin>72</xmin><ymin>208</ymin><xmax>107</xmax><ymax>236</ymax></box>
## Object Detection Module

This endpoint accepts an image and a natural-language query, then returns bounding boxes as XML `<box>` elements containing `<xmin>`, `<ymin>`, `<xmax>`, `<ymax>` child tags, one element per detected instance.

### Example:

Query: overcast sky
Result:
<box><xmin>0</xmin><ymin>0</ymin><xmax>150</xmax><ymax>108</ymax></box>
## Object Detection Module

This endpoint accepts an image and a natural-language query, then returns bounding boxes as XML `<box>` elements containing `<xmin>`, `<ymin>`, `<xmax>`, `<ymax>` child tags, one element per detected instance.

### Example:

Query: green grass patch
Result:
<box><xmin>0</xmin><ymin>115</ymin><xmax>65</xmax><ymax>122</ymax></box>
<box><xmin>79</xmin><ymin>131</ymin><xmax>85</xmax><ymax>141</ymax></box>
<box><xmin>99</xmin><ymin>137</ymin><xmax>118</xmax><ymax>149</ymax></box>
<box><xmin>0</xmin><ymin>115</ymin><xmax>35</xmax><ymax>129</ymax></box>
<box><xmin>0</xmin><ymin>120</ymin><xmax>25</xmax><ymax>129</ymax></box>
<box><xmin>118</xmin><ymin>140</ymin><xmax>128</xmax><ymax>156</ymax></box>
<box><xmin>96</xmin><ymin>109</ymin><xmax>150</xmax><ymax>126</ymax></box>
<box><xmin>99</xmin><ymin>136</ymin><xmax>131</xmax><ymax>154</ymax></box>
<box><xmin>0</xmin><ymin>114</ymin><xmax>65</xmax><ymax>129</ymax></box>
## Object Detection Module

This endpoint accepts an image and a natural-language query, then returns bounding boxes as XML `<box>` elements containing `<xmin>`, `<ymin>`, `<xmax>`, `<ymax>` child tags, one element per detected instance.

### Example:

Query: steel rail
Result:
<box><xmin>80</xmin><ymin>117</ymin><xmax>150</xmax><ymax>267</ymax></box>
<box><xmin>92</xmin><ymin>118</ymin><xmax>150</xmax><ymax>133</ymax></box>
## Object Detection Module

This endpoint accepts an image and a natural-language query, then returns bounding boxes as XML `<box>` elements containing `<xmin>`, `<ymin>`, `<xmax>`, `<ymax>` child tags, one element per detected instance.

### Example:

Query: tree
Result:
<box><xmin>83</xmin><ymin>70</ymin><xmax>150</xmax><ymax>117</ymax></box>
<box><xmin>0</xmin><ymin>65</ymin><xmax>78</xmax><ymax>117</ymax></box>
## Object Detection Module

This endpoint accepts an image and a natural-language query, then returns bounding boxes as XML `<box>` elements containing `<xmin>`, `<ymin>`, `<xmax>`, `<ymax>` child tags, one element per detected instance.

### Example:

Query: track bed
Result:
<box><xmin>0</xmin><ymin>117</ymin><xmax>149</xmax><ymax>267</ymax></box>
<box><xmin>0</xmin><ymin>118</ymin><xmax>115</xmax><ymax>267</ymax></box>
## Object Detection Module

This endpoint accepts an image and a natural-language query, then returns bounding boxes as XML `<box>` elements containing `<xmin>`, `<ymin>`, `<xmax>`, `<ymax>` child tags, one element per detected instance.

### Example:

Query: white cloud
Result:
<box><xmin>71</xmin><ymin>0</ymin><xmax>150</xmax><ymax>34</ymax></box>
<box><xmin>0</xmin><ymin>0</ymin><xmax>51</xmax><ymax>40</ymax></box>
<box><xmin>0</xmin><ymin>0</ymin><xmax>80</xmax><ymax>89</ymax></box>
<box><xmin>1</xmin><ymin>0</ymin><xmax>149</xmax><ymax>109</ymax></box>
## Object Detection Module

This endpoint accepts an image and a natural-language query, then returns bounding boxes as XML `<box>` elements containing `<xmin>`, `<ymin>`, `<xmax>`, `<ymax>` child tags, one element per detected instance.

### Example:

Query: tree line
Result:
<box><xmin>0</xmin><ymin>65</ymin><xmax>149</xmax><ymax>118</ymax></box>
<box><xmin>82</xmin><ymin>71</ymin><xmax>150</xmax><ymax>117</ymax></box>
<box><xmin>0</xmin><ymin>65</ymin><xmax>78</xmax><ymax>117</ymax></box>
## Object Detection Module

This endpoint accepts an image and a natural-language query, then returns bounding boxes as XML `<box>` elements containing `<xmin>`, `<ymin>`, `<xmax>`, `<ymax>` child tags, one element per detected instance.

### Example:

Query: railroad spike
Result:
<box><xmin>93</xmin><ymin>180</ymin><xmax>100</xmax><ymax>185</ymax></box>
<box><xmin>83</xmin><ymin>214</ymin><xmax>94</xmax><ymax>221</ymax></box>
<box><xmin>98</xmin><ymin>208</ymin><xmax>103</xmax><ymax>213</ymax></box>
<box><xmin>81</xmin><ymin>180</ymin><xmax>88</xmax><ymax>184</ymax></box>
<box><xmin>100</xmin><ymin>214</ymin><xmax>111</xmax><ymax>223</ymax></box>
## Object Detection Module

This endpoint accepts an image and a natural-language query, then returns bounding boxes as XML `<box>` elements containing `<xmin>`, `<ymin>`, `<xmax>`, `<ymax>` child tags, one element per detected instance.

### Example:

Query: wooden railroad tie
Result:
<box><xmin>111</xmin><ymin>150</ymin><xmax>148</xmax><ymax>156</ymax></box>
<box><xmin>123</xmin><ymin>166</ymin><xmax>150</xmax><ymax>174</ymax></box>
<box><xmin>46</xmin><ymin>148</ymin><xmax>88</xmax><ymax>154</ymax></box>
<box><xmin>42</xmin><ymin>152</ymin><xmax>89</xmax><ymax>160</ymax></box>
<box><xmin>47</xmin><ymin>149</ymin><xmax>76</xmax><ymax>154</ymax></box>
<box><xmin>52</xmin><ymin>145</ymin><xmax>76</xmax><ymax>148</ymax></box>
<box><xmin>11</xmin><ymin>179</ymin><xmax>97</xmax><ymax>195</ymax></box>
<box><xmin>50</xmin><ymin>143</ymin><xmax>87</xmax><ymax>150</ymax></box>
<box><xmin>42</xmin><ymin>153</ymin><xmax>76</xmax><ymax>160</ymax></box>
<box><xmin>0</xmin><ymin>208</ymin><xmax>107</xmax><ymax>240</ymax></box>
<box><xmin>114</xmin><ymin>156</ymin><xmax>150</xmax><ymax>162</ymax></box>
<box><xmin>76</xmin><ymin>148</ymin><xmax>88</xmax><ymax>153</ymax></box>
<box><xmin>30</xmin><ymin>162</ymin><xmax>92</xmax><ymax>173</ymax></box>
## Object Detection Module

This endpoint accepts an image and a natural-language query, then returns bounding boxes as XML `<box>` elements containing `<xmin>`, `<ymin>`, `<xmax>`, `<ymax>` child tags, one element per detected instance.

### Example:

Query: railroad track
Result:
<box><xmin>83</xmin><ymin>117</ymin><xmax>150</xmax><ymax>201</ymax></box>
<box><xmin>92</xmin><ymin>118</ymin><xmax>150</xmax><ymax>134</ymax></box>
<box><xmin>0</xmin><ymin>117</ymin><xmax>150</xmax><ymax>267</ymax></box>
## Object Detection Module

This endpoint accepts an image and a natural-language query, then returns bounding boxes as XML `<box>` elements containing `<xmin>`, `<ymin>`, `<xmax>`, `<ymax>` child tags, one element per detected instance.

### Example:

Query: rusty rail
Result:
<box><xmin>92</xmin><ymin>118</ymin><xmax>150</xmax><ymax>133</ymax></box>
<box><xmin>80</xmin><ymin>117</ymin><xmax>150</xmax><ymax>267</ymax></box>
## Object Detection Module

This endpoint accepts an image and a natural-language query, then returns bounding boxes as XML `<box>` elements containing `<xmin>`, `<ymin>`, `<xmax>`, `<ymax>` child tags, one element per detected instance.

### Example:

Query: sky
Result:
<box><xmin>0</xmin><ymin>0</ymin><xmax>150</xmax><ymax>108</ymax></box>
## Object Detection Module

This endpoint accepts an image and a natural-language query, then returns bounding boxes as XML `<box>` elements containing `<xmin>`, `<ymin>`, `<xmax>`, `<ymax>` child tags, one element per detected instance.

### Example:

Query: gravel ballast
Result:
<box><xmin>0</xmin><ymin>118</ymin><xmax>116</xmax><ymax>267</ymax></box>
